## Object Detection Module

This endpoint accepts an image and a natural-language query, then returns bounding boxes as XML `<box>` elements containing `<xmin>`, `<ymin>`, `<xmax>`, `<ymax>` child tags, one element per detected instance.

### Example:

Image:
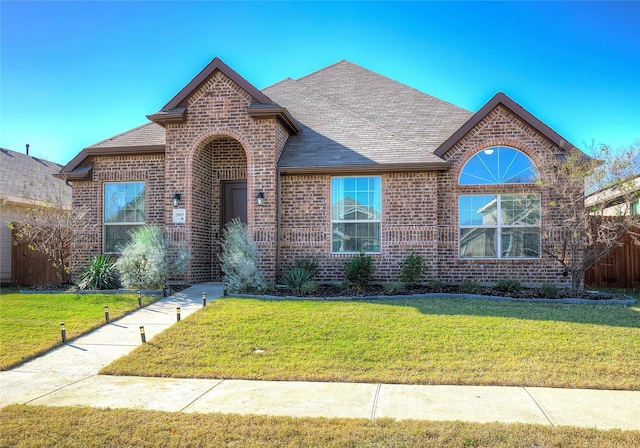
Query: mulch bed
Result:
<box><xmin>266</xmin><ymin>283</ymin><xmax>629</xmax><ymax>301</ymax></box>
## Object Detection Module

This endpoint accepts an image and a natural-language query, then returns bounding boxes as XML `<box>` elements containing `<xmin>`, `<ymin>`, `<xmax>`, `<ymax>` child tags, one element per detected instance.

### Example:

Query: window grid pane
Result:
<box><xmin>459</xmin><ymin>193</ymin><xmax>540</xmax><ymax>259</ymax></box>
<box><xmin>103</xmin><ymin>182</ymin><xmax>145</xmax><ymax>253</ymax></box>
<box><xmin>331</xmin><ymin>176</ymin><xmax>381</xmax><ymax>253</ymax></box>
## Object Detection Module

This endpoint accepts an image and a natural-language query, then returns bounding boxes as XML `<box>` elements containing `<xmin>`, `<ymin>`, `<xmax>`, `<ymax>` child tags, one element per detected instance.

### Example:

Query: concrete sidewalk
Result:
<box><xmin>1</xmin><ymin>284</ymin><xmax>638</xmax><ymax>431</ymax></box>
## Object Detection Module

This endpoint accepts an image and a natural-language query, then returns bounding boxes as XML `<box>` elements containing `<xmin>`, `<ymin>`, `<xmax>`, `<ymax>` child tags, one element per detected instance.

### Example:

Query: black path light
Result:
<box><xmin>139</xmin><ymin>326</ymin><xmax>146</xmax><ymax>344</ymax></box>
<box><xmin>137</xmin><ymin>291</ymin><xmax>142</xmax><ymax>308</ymax></box>
<box><xmin>176</xmin><ymin>307</ymin><xmax>181</xmax><ymax>322</ymax></box>
<box><xmin>104</xmin><ymin>305</ymin><xmax>110</xmax><ymax>322</ymax></box>
<box><xmin>60</xmin><ymin>322</ymin><xmax>66</xmax><ymax>343</ymax></box>
<box><xmin>202</xmin><ymin>292</ymin><xmax>207</xmax><ymax>307</ymax></box>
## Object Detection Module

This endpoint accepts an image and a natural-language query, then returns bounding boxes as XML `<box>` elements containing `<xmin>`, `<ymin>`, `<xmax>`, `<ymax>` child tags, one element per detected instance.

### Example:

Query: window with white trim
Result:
<box><xmin>458</xmin><ymin>147</ymin><xmax>541</xmax><ymax>259</ymax></box>
<box><xmin>103</xmin><ymin>182</ymin><xmax>145</xmax><ymax>253</ymax></box>
<box><xmin>331</xmin><ymin>176</ymin><xmax>381</xmax><ymax>253</ymax></box>
<box><xmin>459</xmin><ymin>194</ymin><xmax>541</xmax><ymax>258</ymax></box>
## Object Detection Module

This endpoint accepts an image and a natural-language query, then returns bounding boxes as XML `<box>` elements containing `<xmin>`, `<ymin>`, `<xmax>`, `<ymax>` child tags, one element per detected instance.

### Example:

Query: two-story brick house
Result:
<box><xmin>59</xmin><ymin>57</ymin><xmax>581</xmax><ymax>286</ymax></box>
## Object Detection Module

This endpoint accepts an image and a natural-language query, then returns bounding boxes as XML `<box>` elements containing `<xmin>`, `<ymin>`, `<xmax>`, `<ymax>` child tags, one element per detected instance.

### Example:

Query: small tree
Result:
<box><xmin>538</xmin><ymin>142</ymin><xmax>640</xmax><ymax>289</ymax></box>
<box><xmin>219</xmin><ymin>219</ymin><xmax>265</xmax><ymax>293</ymax></box>
<box><xmin>116</xmin><ymin>225</ymin><xmax>188</xmax><ymax>290</ymax></box>
<box><xmin>5</xmin><ymin>167</ymin><xmax>90</xmax><ymax>284</ymax></box>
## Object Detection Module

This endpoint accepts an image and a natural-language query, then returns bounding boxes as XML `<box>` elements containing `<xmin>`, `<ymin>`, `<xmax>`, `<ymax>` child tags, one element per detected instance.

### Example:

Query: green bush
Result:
<box><xmin>219</xmin><ymin>219</ymin><xmax>265</xmax><ymax>294</ymax></box>
<box><xmin>116</xmin><ymin>225</ymin><xmax>188</xmax><ymax>290</ymax></box>
<box><xmin>384</xmin><ymin>282</ymin><xmax>406</xmax><ymax>295</ymax></box>
<box><xmin>398</xmin><ymin>252</ymin><xmax>427</xmax><ymax>287</ymax></box>
<box><xmin>344</xmin><ymin>252</ymin><xmax>374</xmax><ymax>291</ymax></box>
<box><xmin>281</xmin><ymin>267</ymin><xmax>314</xmax><ymax>293</ymax></box>
<box><xmin>300</xmin><ymin>280</ymin><xmax>319</xmax><ymax>295</ymax></box>
<box><xmin>459</xmin><ymin>280</ymin><xmax>483</xmax><ymax>295</ymax></box>
<box><xmin>293</xmin><ymin>258</ymin><xmax>318</xmax><ymax>278</ymax></box>
<box><xmin>78</xmin><ymin>255</ymin><xmax>119</xmax><ymax>290</ymax></box>
<box><xmin>541</xmin><ymin>283</ymin><xmax>560</xmax><ymax>298</ymax></box>
<box><xmin>495</xmin><ymin>279</ymin><xmax>522</xmax><ymax>293</ymax></box>
<box><xmin>427</xmin><ymin>279</ymin><xmax>445</xmax><ymax>292</ymax></box>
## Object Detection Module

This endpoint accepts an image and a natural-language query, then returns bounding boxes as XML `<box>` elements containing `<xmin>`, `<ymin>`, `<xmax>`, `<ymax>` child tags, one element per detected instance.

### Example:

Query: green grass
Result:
<box><xmin>1</xmin><ymin>405</ymin><xmax>638</xmax><ymax>448</ymax></box>
<box><xmin>0</xmin><ymin>291</ymin><xmax>156</xmax><ymax>370</ymax></box>
<box><xmin>103</xmin><ymin>298</ymin><xmax>640</xmax><ymax>390</ymax></box>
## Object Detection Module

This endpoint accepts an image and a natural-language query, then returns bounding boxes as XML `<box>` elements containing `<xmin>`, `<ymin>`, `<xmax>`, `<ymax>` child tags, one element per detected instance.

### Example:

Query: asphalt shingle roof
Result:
<box><xmin>87</xmin><ymin>122</ymin><xmax>165</xmax><ymax>149</ymax></box>
<box><xmin>62</xmin><ymin>59</ymin><xmax>475</xmax><ymax>171</ymax></box>
<box><xmin>0</xmin><ymin>148</ymin><xmax>70</xmax><ymax>205</ymax></box>
<box><xmin>264</xmin><ymin>60</ymin><xmax>473</xmax><ymax>168</ymax></box>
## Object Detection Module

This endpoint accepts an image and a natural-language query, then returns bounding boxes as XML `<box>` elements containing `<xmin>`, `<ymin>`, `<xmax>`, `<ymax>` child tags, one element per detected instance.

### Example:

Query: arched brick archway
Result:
<box><xmin>188</xmin><ymin>135</ymin><xmax>248</xmax><ymax>282</ymax></box>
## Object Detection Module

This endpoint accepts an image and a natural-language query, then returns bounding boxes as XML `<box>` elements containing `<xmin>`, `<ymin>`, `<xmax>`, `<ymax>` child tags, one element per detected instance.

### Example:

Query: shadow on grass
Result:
<box><xmin>350</xmin><ymin>296</ymin><xmax>640</xmax><ymax>329</ymax></box>
<box><xmin>242</xmin><ymin>293</ymin><xmax>640</xmax><ymax>329</ymax></box>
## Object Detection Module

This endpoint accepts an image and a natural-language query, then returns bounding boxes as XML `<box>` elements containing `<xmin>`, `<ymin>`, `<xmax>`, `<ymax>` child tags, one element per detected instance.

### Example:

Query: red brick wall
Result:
<box><xmin>437</xmin><ymin>105</ymin><xmax>572</xmax><ymax>286</ymax></box>
<box><xmin>70</xmin><ymin>154</ymin><xmax>165</xmax><ymax>277</ymax></box>
<box><xmin>163</xmin><ymin>70</ymin><xmax>286</xmax><ymax>283</ymax></box>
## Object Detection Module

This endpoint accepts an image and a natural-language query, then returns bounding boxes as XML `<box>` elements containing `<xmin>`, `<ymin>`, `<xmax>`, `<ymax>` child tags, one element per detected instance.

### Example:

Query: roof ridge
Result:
<box><xmin>289</xmin><ymin>77</ymin><xmax>433</xmax><ymax>154</ymax></box>
<box><xmin>293</xmin><ymin>59</ymin><xmax>350</xmax><ymax>83</ymax></box>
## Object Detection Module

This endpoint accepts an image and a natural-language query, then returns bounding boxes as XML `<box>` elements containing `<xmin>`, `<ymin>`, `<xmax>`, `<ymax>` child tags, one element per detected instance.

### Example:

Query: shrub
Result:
<box><xmin>116</xmin><ymin>225</ymin><xmax>188</xmax><ymax>290</ymax></box>
<box><xmin>219</xmin><ymin>219</ymin><xmax>265</xmax><ymax>294</ymax></box>
<box><xmin>541</xmin><ymin>283</ymin><xmax>560</xmax><ymax>298</ymax></box>
<box><xmin>344</xmin><ymin>252</ymin><xmax>374</xmax><ymax>291</ymax></box>
<box><xmin>281</xmin><ymin>267</ymin><xmax>314</xmax><ymax>293</ymax></box>
<box><xmin>427</xmin><ymin>279</ymin><xmax>445</xmax><ymax>292</ymax></box>
<box><xmin>398</xmin><ymin>252</ymin><xmax>427</xmax><ymax>287</ymax></box>
<box><xmin>300</xmin><ymin>280</ymin><xmax>319</xmax><ymax>295</ymax></box>
<box><xmin>384</xmin><ymin>282</ymin><xmax>406</xmax><ymax>295</ymax></box>
<box><xmin>459</xmin><ymin>280</ymin><xmax>483</xmax><ymax>294</ymax></box>
<box><xmin>495</xmin><ymin>279</ymin><xmax>522</xmax><ymax>294</ymax></box>
<box><xmin>293</xmin><ymin>258</ymin><xmax>318</xmax><ymax>278</ymax></box>
<box><xmin>78</xmin><ymin>255</ymin><xmax>119</xmax><ymax>290</ymax></box>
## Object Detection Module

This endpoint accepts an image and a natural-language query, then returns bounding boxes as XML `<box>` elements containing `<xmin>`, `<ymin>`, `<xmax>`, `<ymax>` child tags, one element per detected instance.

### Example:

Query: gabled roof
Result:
<box><xmin>0</xmin><ymin>148</ymin><xmax>70</xmax><ymax>206</ymax></box>
<box><xmin>434</xmin><ymin>92</ymin><xmax>576</xmax><ymax>157</ymax></box>
<box><xmin>265</xmin><ymin>60</ymin><xmax>473</xmax><ymax>172</ymax></box>
<box><xmin>146</xmin><ymin>57</ymin><xmax>300</xmax><ymax>134</ymax></box>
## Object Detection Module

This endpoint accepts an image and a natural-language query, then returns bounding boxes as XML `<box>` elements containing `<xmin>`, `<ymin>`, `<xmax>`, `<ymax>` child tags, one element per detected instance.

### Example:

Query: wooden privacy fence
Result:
<box><xmin>585</xmin><ymin>226</ymin><xmax>640</xmax><ymax>289</ymax></box>
<box><xmin>11</xmin><ymin>226</ymin><xmax>63</xmax><ymax>286</ymax></box>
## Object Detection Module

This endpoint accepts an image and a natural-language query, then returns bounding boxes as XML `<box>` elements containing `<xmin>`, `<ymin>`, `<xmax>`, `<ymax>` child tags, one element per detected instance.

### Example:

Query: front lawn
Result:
<box><xmin>1</xmin><ymin>405</ymin><xmax>638</xmax><ymax>448</ymax></box>
<box><xmin>102</xmin><ymin>298</ymin><xmax>640</xmax><ymax>390</ymax></box>
<box><xmin>0</xmin><ymin>291</ymin><xmax>156</xmax><ymax>370</ymax></box>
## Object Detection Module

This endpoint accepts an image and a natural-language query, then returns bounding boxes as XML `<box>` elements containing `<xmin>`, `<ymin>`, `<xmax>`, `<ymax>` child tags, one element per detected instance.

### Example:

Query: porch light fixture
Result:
<box><xmin>256</xmin><ymin>192</ymin><xmax>264</xmax><ymax>206</ymax></box>
<box><xmin>172</xmin><ymin>193</ymin><xmax>181</xmax><ymax>207</ymax></box>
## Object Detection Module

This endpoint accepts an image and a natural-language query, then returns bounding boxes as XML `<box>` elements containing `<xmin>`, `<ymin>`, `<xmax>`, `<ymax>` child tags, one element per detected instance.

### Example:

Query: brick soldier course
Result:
<box><xmin>59</xmin><ymin>57</ymin><xmax>581</xmax><ymax>286</ymax></box>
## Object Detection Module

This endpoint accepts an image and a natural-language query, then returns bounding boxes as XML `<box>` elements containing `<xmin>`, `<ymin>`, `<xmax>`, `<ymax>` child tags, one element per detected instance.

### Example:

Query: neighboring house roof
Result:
<box><xmin>58</xmin><ymin>57</ymin><xmax>577</xmax><ymax>177</ymax></box>
<box><xmin>0</xmin><ymin>148</ymin><xmax>71</xmax><ymax>206</ymax></box>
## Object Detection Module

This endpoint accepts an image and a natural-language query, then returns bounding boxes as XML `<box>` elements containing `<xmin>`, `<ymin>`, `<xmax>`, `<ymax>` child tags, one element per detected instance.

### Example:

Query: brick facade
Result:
<box><xmin>67</xmin><ymin>60</ymin><xmax>577</xmax><ymax>288</ymax></box>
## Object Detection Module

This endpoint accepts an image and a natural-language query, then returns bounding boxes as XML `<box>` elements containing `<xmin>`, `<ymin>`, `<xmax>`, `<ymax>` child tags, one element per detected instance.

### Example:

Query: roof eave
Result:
<box><xmin>146</xmin><ymin>107</ymin><xmax>187</xmax><ymax>126</ymax></box>
<box><xmin>60</xmin><ymin>145</ymin><xmax>165</xmax><ymax>174</ymax></box>
<box><xmin>433</xmin><ymin>92</ymin><xmax>578</xmax><ymax>158</ymax></box>
<box><xmin>247</xmin><ymin>104</ymin><xmax>302</xmax><ymax>135</ymax></box>
<box><xmin>278</xmin><ymin>162</ymin><xmax>451</xmax><ymax>175</ymax></box>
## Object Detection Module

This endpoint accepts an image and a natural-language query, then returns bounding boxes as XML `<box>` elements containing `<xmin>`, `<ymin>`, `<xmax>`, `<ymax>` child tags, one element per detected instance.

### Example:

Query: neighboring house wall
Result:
<box><xmin>0</xmin><ymin>203</ymin><xmax>24</xmax><ymax>282</ymax></box>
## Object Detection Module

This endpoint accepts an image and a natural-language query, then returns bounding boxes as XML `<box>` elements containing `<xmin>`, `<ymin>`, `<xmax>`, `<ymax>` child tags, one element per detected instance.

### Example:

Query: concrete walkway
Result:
<box><xmin>1</xmin><ymin>284</ymin><xmax>638</xmax><ymax>431</ymax></box>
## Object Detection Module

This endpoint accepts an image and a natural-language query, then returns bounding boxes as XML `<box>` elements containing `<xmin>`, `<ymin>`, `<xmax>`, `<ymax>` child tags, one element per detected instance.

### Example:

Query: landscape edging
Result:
<box><xmin>227</xmin><ymin>292</ymin><xmax>637</xmax><ymax>306</ymax></box>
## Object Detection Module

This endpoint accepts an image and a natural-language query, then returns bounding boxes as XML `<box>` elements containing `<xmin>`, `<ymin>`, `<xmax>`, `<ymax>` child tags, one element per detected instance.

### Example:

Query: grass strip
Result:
<box><xmin>102</xmin><ymin>298</ymin><xmax>640</xmax><ymax>390</ymax></box>
<box><xmin>1</xmin><ymin>405</ymin><xmax>638</xmax><ymax>448</ymax></box>
<box><xmin>0</xmin><ymin>292</ymin><xmax>156</xmax><ymax>370</ymax></box>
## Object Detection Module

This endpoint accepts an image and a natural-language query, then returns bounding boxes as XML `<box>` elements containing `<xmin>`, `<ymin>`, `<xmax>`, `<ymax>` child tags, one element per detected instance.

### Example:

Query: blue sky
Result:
<box><xmin>1</xmin><ymin>1</ymin><xmax>638</xmax><ymax>166</ymax></box>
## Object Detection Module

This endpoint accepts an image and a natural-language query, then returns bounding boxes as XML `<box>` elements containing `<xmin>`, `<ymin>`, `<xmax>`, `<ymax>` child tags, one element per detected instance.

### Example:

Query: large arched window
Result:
<box><xmin>458</xmin><ymin>147</ymin><xmax>541</xmax><ymax>259</ymax></box>
<box><xmin>459</xmin><ymin>146</ymin><xmax>538</xmax><ymax>185</ymax></box>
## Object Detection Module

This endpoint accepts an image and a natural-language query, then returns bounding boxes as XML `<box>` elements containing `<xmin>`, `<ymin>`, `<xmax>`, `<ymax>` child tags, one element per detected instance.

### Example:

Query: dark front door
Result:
<box><xmin>222</xmin><ymin>180</ymin><xmax>247</xmax><ymax>227</ymax></box>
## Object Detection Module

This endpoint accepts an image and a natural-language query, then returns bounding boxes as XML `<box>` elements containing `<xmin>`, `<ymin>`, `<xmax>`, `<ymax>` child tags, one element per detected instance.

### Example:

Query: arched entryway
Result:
<box><xmin>190</xmin><ymin>136</ymin><xmax>248</xmax><ymax>281</ymax></box>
